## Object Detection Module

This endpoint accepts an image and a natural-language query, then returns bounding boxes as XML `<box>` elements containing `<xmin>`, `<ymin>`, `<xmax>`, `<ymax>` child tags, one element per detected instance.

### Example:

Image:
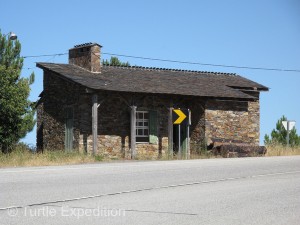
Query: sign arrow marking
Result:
<box><xmin>173</xmin><ymin>109</ymin><xmax>187</xmax><ymax>124</ymax></box>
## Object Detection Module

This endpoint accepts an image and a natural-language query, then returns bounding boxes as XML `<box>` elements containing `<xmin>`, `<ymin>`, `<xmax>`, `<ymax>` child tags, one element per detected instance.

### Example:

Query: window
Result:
<box><xmin>135</xmin><ymin>110</ymin><xmax>158</xmax><ymax>144</ymax></box>
<box><xmin>136</xmin><ymin>111</ymin><xmax>149</xmax><ymax>143</ymax></box>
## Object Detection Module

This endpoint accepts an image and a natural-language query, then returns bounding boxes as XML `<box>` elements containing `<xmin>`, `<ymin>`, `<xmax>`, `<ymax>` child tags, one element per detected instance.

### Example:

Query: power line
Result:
<box><xmin>101</xmin><ymin>52</ymin><xmax>300</xmax><ymax>73</ymax></box>
<box><xmin>23</xmin><ymin>53</ymin><xmax>68</xmax><ymax>58</ymax></box>
<box><xmin>21</xmin><ymin>51</ymin><xmax>300</xmax><ymax>73</ymax></box>
<box><xmin>23</xmin><ymin>67</ymin><xmax>35</xmax><ymax>70</ymax></box>
<box><xmin>21</xmin><ymin>53</ymin><xmax>68</xmax><ymax>71</ymax></box>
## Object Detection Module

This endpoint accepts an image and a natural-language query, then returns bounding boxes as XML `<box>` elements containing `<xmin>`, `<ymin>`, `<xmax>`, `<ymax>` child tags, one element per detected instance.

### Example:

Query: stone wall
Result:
<box><xmin>40</xmin><ymin>70</ymin><xmax>82</xmax><ymax>150</ymax></box>
<box><xmin>36</xmin><ymin>101</ymin><xmax>43</xmax><ymax>151</ymax></box>
<box><xmin>134</xmin><ymin>94</ymin><xmax>170</xmax><ymax>158</ymax></box>
<box><xmin>189</xmin><ymin>100</ymin><xmax>206</xmax><ymax>143</ymax></box>
<box><xmin>79</xmin><ymin>93</ymin><xmax>172</xmax><ymax>159</ymax></box>
<box><xmin>38</xmin><ymin>70</ymin><xmax>174</xmax><ymax>158</ymax></box>
<box><xmin>69</xmin><ymin>44</ymin><xmax>101</xmax><ymax>72</ymax></box>
<box><xmin>78</xmin><ymin>93</ymin><xmax>131</xmax><ymax>158</ymax></box>
<box><xmin>205</xmin><ymin>99</ymin><xmax>260</xmax><ymax>146</ymax></box>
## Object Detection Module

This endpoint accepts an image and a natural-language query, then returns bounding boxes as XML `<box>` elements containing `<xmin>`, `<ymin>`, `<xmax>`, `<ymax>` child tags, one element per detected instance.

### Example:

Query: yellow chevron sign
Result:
<box><xmin>173</xmin><ymin>109</ymin><xmax>187</xmax><ymax>125</ymax></box>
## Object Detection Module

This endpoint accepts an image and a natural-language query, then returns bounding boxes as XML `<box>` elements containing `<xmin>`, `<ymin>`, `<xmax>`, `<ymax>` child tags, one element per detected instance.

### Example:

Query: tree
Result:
<box><xmin>264</xmin><ymin>115</ymin><xmax>300</xmax><ymax>147</ymax></box>
<box><xmin>102</xmin><ymin>56</ymin><xmax>130</xmax><ymax>67</ymax></box>
<box><xmin>0</xmin><ymin>31</ymin><xmax>35</xmax><ymax>153</ymax></box>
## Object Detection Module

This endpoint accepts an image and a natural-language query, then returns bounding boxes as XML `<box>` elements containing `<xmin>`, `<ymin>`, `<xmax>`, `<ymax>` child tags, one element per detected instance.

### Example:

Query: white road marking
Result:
<box><xmin>1</xmin><ymin>170</ymin><xmax>299</xmax><ymax>211</ymax></box>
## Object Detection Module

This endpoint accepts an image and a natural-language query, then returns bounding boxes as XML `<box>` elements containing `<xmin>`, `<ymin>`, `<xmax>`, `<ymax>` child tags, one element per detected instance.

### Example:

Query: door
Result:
<box><xmin>173</xmin><ymin>124</ymin><xmax>187</xmax><ymax>157</ymax></box>
<box><xmin>65</xmin><ymin>107</ymin><xmax>74</xmax><ymax>151</ymax></box>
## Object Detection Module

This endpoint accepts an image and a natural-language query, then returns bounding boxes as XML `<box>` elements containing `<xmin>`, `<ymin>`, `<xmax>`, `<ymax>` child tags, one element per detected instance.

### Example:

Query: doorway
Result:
<box><xmin>65</xmin><ymin>107</ymin><xmax>74</xmax><ymax>151</ymax></box>
<box><xmin>173</xmin><ymin>123</ymin><xmax>188</xmax><ymax>158</ymax></box>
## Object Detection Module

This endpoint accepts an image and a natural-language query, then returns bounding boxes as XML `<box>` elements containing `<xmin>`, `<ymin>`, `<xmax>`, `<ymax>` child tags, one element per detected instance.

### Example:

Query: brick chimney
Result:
<box><xmin>69</xmin><ymin>43</ymin><xmax>102</xmax><ymax>72</ymax></box>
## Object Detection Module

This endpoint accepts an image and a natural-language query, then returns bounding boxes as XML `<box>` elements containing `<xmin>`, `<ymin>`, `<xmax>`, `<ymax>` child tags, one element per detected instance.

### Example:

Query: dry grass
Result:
<box><xmin>3</xmin><ymin>143</ymin><xmax>299</xmax><ymax>168</ymax></box>
<box><xmin>0</xmin><ymin>147</ymin><xmax>104</xmax><ymax>168</ymax></box>
<box><xmin>265</xmin><ymin>144</ymin><xmax>300</xmax><ymax>156</ymax></box>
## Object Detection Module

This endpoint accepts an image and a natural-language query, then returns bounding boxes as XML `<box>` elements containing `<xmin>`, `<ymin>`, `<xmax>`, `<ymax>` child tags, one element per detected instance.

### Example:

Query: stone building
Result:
<box><xmin>36</xmin><ymin>42</ymin><xmax>268</xmax><ymax>159</ymax></box>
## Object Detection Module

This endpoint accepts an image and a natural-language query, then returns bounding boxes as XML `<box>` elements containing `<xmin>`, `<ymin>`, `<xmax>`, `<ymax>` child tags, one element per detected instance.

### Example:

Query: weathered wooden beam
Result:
<box><xmin>187</xmin><ymin>109</ymin><xmax>191</xmax><ymax>159</ymax></box>
<box><xmin>130</xmin><ymin>106</ymin><xmax>137</xmax><ymax>159</ymax></box>
<box><xmin>168</xmin><ymin>107</ymin><xmax>173</xmax><ymax>158</ymax></box>
<box><xmin>92</xmin><ymin>94</ymin><xmax>98</xmax><ymax>155</ymax></box>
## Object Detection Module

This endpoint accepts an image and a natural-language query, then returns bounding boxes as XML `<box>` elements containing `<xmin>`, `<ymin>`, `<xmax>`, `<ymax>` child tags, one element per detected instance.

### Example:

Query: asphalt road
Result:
<box><xmin>1</xmin><ymin>156</ymin><xmax>300</xmax><ymax>225</ymax></box>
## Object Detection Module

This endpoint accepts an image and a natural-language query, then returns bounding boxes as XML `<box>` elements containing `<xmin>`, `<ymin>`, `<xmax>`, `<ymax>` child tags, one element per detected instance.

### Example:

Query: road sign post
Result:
<box><xmin>282</xmin><ymin>120</ymin><xmax>296</xmax><ymax>147</ymax></box>
<box><xmin>172</xmin><ymin>109</ymin><xmax>189</xmax><ymax>159</ymax></box>
<box><xmin>187</xmin><ymin>109</ymin><xmax>191</xmax><ymax>159</ymax></box>
<box><xmin>178</xmin><ymin>124</ymin><xmax>181</xmax><ymax>159</ymax></box>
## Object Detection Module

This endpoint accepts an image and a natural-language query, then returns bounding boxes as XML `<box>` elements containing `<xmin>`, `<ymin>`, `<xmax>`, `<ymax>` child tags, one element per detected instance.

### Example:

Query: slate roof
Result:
<box><xmin>36</xmin><ymin>62</ymin><xmax>268</xmax><ymax>99</ymax></box>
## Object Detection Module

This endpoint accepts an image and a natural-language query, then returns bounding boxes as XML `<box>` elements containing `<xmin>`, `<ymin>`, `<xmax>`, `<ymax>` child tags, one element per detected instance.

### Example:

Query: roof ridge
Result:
<box><xmin>102</xmin><ymin>64</ymin><xmax>237</xmax><ymax>76</ymax></box>
<box><xmin>38</xmin><ymin>62</ymin><xmax>237</xmax><ymax>76</ymax></box>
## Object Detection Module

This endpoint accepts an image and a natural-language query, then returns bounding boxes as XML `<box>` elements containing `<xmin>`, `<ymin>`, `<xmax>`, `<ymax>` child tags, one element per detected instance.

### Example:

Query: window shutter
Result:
<box><xmin>149</xmin><ymin>110</ymin><xmax>158</xmax><ymax>144</ymax></box>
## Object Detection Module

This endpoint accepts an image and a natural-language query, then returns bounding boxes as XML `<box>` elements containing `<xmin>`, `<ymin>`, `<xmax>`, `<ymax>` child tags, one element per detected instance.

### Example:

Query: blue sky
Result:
<box><xmin>1</xmin><ymin>0</ymin><xmax>299</xmax><ymax>146</ymax></box>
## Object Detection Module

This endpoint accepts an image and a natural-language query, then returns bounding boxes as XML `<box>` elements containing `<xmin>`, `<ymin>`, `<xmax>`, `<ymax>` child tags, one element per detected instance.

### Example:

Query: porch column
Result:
<box><xmin>92</xmin><ymin>94</ymin><xmax>98</xmax><ymax>155</ymax></box>
<box><xmin>130</xmin><ymin>106</ymin><xmax>137</xmax><ymax>159</ymax></box>
<box><xmin>168</xmin><ymin>107</ymin><xmax>173</xmax><ymax>158</ymax></box>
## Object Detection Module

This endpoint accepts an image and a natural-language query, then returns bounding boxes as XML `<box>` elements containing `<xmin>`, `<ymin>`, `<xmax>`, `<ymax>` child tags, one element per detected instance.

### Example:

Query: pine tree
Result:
<box><xmin>0</xmin><ymin>31</ymin><xmax>35</xmax><ymax>153</ymax></box>
<box><xmin>264</xmin><ymin>115</ymin><xmax>300</xmax><ymax>147</ymax></box>
<box><xmin>102</xmin><ymin>56</ymin><xmax>130</xmax><ymax>67</ymax></box>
